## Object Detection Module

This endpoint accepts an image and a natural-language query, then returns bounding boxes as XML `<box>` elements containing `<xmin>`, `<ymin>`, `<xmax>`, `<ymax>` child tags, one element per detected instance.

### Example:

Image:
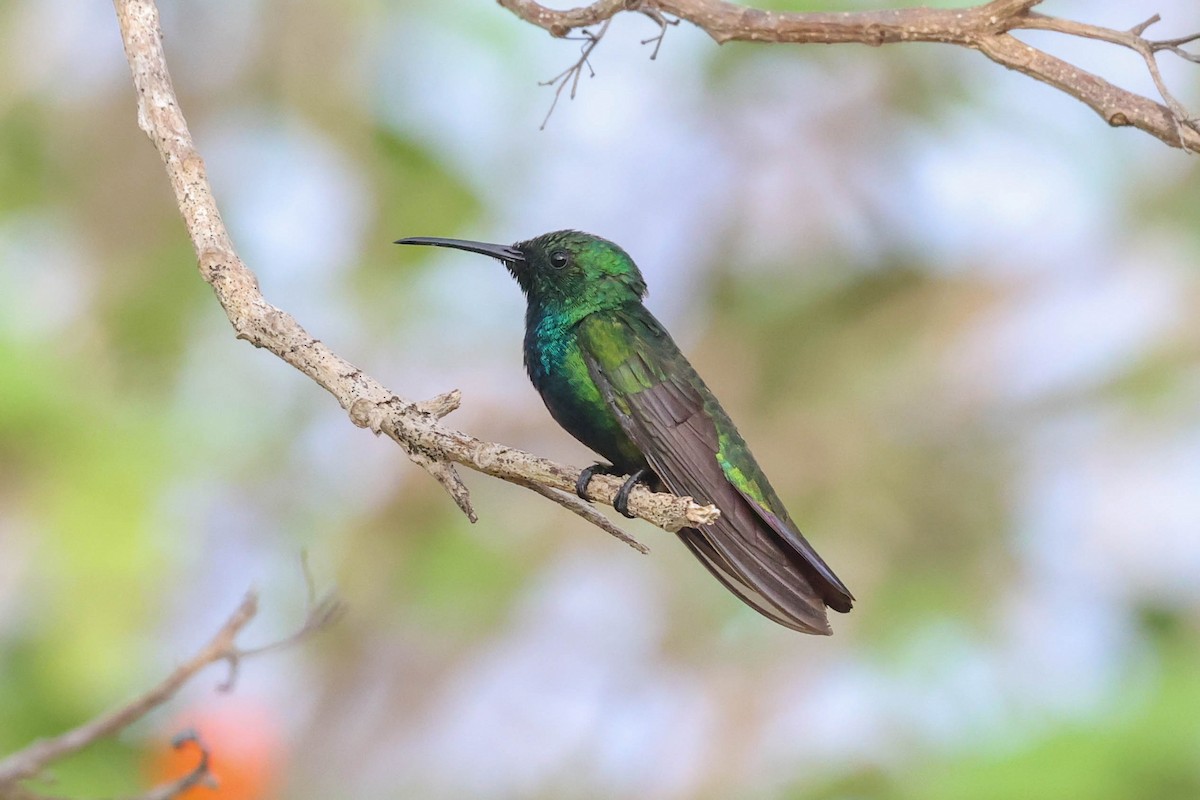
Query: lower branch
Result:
<box><xmin>0</xmin><ymin>589</ymin><xmax>340</xmax><ymax>798</ymax></box>
<box><xmin>0</xmin><ymin>595</ymin><xmax>256</xmax><ymax>788</ymax></box>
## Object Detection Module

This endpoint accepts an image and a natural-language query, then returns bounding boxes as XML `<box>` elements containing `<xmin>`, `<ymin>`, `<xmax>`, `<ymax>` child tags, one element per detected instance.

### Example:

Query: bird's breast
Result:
<box><xmin>524</xmin><ymin>320</ymin><xmax>645</xmax><ymax>472</ymax></box>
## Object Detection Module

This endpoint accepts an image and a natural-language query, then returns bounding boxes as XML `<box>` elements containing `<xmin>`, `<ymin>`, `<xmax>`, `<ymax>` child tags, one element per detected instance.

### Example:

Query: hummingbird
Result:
<box><xmin>395</xmin><ymin>230</ymin><xmax>853</xmax><ymax>634</ymax></box>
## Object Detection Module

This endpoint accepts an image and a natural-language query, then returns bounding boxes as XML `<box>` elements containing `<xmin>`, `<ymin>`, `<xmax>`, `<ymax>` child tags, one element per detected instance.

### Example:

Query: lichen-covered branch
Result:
<box><xmin>111</xmin><ymin>0</ymin><xmax>720</xmax><ymax>549</ymax></box>
<box><xmin>499</xmin><ymin>0</ymin><xmax>1200</xmax><ymax>152</ymax></box>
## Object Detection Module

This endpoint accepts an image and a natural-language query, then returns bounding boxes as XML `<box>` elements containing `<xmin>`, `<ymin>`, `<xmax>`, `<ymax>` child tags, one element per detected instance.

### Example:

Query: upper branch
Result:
<box><xmin>503</xmin><ymin>0</ymin><xmax>1034</xmax><ymax>44</ymax></box>
<box><xmin>498</xmin><ymin>0</ymin><xmax>1200</xmax><ymax>151</ymax></box>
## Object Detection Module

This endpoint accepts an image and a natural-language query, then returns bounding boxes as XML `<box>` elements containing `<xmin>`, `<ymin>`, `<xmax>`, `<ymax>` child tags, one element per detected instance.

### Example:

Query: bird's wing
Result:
<box><xmin>578</xmin><ymin>307</ymin><xmax>852</xmax><ymax>633</ymax></box>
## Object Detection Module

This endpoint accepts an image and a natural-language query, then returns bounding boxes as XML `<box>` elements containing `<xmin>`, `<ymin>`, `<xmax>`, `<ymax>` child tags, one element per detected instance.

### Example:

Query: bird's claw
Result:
<box><xmin>614</xmin><ymin>468</ymin><xmax>648</xmax><ymax>519</ymax></box>
<box><xmin>576</xmin><ymin>463</ymin><xmax>615</xmax><ymax>501</ymax></box>
<box><xmin>578</xmin><ymin>464</ymin><xmax>647</xmax><ymax>519</ymax></box>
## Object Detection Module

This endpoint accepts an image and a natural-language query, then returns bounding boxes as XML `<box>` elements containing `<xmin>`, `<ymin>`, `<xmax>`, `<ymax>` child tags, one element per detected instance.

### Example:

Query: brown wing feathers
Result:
<box><xmin>587</xmin><ymin>345</ymin><xmax>842</xmax><ymax>634</ymax></box>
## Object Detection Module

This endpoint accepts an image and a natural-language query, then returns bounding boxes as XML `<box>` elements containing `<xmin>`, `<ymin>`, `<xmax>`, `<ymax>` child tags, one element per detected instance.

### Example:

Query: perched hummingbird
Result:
<box><xmin>396</xmin><ymin>230</ymin><xmax>853</xmax><ymax>634</ymax></box>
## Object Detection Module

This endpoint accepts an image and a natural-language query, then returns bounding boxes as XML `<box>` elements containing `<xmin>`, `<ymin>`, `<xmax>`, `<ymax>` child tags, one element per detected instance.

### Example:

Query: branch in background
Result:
<box><xmin>0</xmin><ymin>589</ymin><xmax>341</xmax><ymax>799</ymax></box>
<box><xmin>111</xmin><ymin>0</ymin><xmax>721</xmax><ymax>555</ymax></box>
<box><xmin>538</xmin><ymin>18</ymin><xmax>611</xmax><ymax>130</ymax></box>
<box><xmin>500</xmin><ymin>0</ymin><xmax>1200</xmax><ymax>152</ymax></box>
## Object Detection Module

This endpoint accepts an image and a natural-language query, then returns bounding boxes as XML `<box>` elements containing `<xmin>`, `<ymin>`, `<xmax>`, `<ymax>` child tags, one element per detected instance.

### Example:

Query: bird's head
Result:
<box><xmin>396</xmin><ymin>229</ymin><xmax>647</xmax><ymax>317</ymax></box>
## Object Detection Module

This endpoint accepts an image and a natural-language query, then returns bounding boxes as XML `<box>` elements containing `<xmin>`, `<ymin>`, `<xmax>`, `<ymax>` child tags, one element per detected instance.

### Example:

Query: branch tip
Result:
<box><xmin>640</xmin><ymin>9</ymin><xmax>679</xmax><ymax>60</ymax></box>
<box><xmin>416</xmin><ymin>388</ymin><xmax>462</xmax><ymax>419</ymax></box>
<box><xmin>1130</xmin><ymin>14</ymin><xmax>1161</xmax><ymax>37</ymax></box>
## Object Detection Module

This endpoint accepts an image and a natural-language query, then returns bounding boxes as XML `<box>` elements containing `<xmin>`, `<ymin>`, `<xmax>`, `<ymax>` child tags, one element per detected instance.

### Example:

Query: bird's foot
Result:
<box><xmin>614</xmin><ymin>468</ymin><xmax>648</xmax><ymax>519</ymax></box>
<box><xmin>576</xmin><ymin>463</ymin><xmax>616</xmax><ymax>501</ymax></box>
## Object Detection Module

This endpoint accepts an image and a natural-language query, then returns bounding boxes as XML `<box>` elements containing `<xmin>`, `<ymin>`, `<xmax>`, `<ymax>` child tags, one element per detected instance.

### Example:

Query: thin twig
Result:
<box><xmin>539</xmin><ymin>19</ymin><xmax>610</xmax><ymax>129</ymax></box>
<box><xmin>518</xmin><ymin>479</ymin><xmax>651</xmax><ymax>554</ymax></box>
<box><xmin>538</xmin><ymin>9</ymin><xmax>680</xmax><ymax>127</ymax></box>
<box><xmin>216</xmin><ymin>573</ymin><xmax>344</xmax><ymax>691</ymax></box>
<box><xmin>499</xmin><ymin>0</ymin><xmax>1200</xmax><ymax>151</ymax></box>
<box><xmin>1156</xmin><ymin>31</ymin><xmax>1200</xmax><ymax>64</ymax></box>
<box><xmin>640</xmin><ymin>10</ymin><xmax>680</xmax><ymax>61</ymax></box>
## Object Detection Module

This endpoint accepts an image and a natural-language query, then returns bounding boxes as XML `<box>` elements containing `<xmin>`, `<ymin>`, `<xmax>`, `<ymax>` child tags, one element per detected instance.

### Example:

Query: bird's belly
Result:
<box><xmin>531</xmin><ymin>345</ymin><xmax>646</xmax><ymax>473</ymax></box>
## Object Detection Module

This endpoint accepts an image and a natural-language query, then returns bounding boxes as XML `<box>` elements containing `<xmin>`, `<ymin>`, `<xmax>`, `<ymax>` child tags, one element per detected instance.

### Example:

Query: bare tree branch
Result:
<box><xmin>499</xmin><ymin>0</ymin><xmax>1200</xmax><ymax>152</ymax></box>
<box><xmin>1014</xmin><ymin>12</ymin><xmax>1200</xmax><ymax>146</ymax></box>
<box><xmin>0</xmin><ymin>594</ymin><xmax>257</xmax><ymax>790</ymax></box>
<box><xmin>0</xmin><ymin>586</ymin><xmax>338</xmax><ymax>799</ymax></box>
<box><xmin>111</xmin><ymin>0</ymin><xmax>721</xmax><ymax>544</ymax></box>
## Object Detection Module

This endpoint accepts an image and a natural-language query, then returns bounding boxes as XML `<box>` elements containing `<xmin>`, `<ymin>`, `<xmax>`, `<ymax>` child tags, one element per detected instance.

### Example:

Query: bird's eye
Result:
<box><xmin>549</xmin><ymin>251</ymin><xmax>569</xmax><ymax>269</ymax></box>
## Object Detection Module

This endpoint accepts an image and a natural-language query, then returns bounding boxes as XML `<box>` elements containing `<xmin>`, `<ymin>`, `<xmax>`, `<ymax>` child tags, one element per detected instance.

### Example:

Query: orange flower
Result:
<box><xmin>146</xmin><ymin>699</ymin><xmax>285</xmax><ymax>800</ymax></box>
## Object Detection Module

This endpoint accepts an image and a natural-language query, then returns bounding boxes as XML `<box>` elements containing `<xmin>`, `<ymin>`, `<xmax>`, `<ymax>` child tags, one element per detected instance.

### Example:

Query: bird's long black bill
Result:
<box><xmin>394</xmin><ymin>236</ymin><xmax>525</xmax><ymax>262</ymax></box>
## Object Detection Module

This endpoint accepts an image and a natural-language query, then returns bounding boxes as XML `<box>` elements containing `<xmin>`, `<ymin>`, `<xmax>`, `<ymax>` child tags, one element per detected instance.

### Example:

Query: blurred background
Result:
<box><xmin>2</xmin><ymin>0</ymin><xmax>1199</xmax><ymax>797</ymax></box>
